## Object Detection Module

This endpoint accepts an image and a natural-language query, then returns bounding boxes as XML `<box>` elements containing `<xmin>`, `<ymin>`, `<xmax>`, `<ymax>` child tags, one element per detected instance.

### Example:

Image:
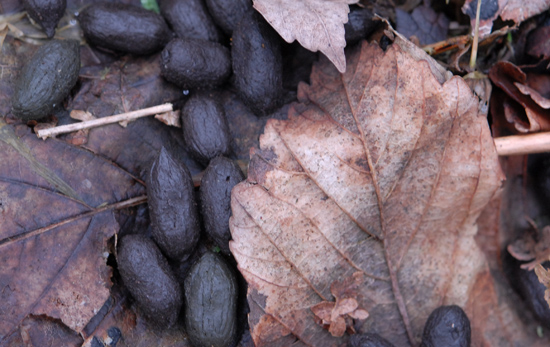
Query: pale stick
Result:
<box><xmin>33</xmin><ymin>102</ymin><xmax>550</xmax><ymax>156</ymax></box>
<box><xmin>494</xmin><ymin>133</ymin><xmax>550</xmax><ymax>156</ymax></box>
<box><xmin>36</xmin><ymin>103</ymin><xmax>173</xmax><ymax>139</ymax></box>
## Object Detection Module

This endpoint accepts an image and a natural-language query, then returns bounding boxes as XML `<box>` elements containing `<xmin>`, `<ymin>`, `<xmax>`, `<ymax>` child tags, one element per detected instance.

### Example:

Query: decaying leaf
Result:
<box><xmin>508</xmin><ymin>226</ymin><xmax>550</xmax><ymax>270</ymax></box>
<box><xmin>69</xmin><ymin>55</ymin><xmax>202</xmax><ymax>178</ymax></box>
<box><xmin>252</xmin><ymin>0</ymin><xmax>357</xmax><ymax>73</ymax></box>
<box><xmin>395</xmin><ymin>5</ymin><xmax>449</xmax><ymax>46</ymax></box>
<box><xmin>80</xmin><ymin>284</ymin><xmax>191</xmax><ymax>347</ymax></box>
<box><xmin>526</xmin><ymin>24</ymin><xmax>550</xmax><ymax>59</ymax></box>
<box><xmin>489</xmin><ymin>61</ymin><xmax>550</xmax><ymax>133</ymax></box>
<box><xmin>0</xmin><ymin>122</ymin><xmax>145</xmax><ymax>342</ymax></box>
<box><xmin>2</xmin><ymin>315</ymin><xmax>84</xmax><ymax>346</ymax></box>
<box><xmin>462</xmin><ymin>0</ymin><xmax>550</xmax><ymax>38</ymax></box>
<box><xmin>311</xmin><ymin>273</ymin><xmax>369</xmax><ymax>337</ymax></box>
<box><xmin>229</xmin><ymin>38</ymin><xmax>505</xmax><ymax>345</ymax></box>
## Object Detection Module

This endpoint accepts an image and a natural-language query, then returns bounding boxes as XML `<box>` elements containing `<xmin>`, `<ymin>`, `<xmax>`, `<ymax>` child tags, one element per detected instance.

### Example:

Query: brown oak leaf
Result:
<box><xmin>229</xmin><ymin>37</ymin><xmax>505</xmax><ymax>346</ymax></box>
<box><xmin>253</xmin><ymin>0</ymin><xmax>357</xmax><ymax>73</ymax></box>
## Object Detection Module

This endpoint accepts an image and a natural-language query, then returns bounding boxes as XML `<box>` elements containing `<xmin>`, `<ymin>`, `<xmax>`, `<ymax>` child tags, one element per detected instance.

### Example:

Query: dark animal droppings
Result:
<box><xmin>349</xmin><ymin>333</ymin><xmax>395</xmax><ymax>347</ymax></box>
<box><xmin>78</xmin><ymin>2</ymin><xmax>171</xmax><ymax>55</ymax></box>
<box><xmin>161</xmin><ymin>38</ymin><xmax>231</xmax><ymax>89</ymax></box>
<box><xmin>505</xmin><ymin>251</ymin><xmax>550</xmax><ymax>328</ymax></box>
<box><xmin>199</xmin><ymin>156</ymin><xmax>244</xmax><ymax>254</ymax></box>
<box><xmin>12</xmin><ymin>39</ymin><xmax>80</xmax><ymax>121</ymax></box>
<box><xmin>147</xmin><ymin>147</ymin><xmax>200</xmax><ymax>261</ymax></box>
<box><xmin>23</xmin><ymin>0</ymin><xmax>66</xmax><ymax>38</ymax></box>
<box><xmin>421</xmin><ymin>305</ymin><xmax>471</xmax><ymax>347</ymax></box>
<box><xmin>107</xmin><ymin>327</ymin><xmax>122</xmax><ymax>346</ymax></box>
<box><xmin>344</xmin><ymin>6</ymin><xmax>376</xmax><ymax>45</ymax></box>
<box><xmin>232</xmin><ymin>10</ymin><xmax>283</xmax><ymax>115</ymax></box>
<box><xmin>184</xmin><ymin>252</ymin><xmax>238</xmax><ymax>347</ymax></box>
<box><xmin>159</xmin><ymin>0</ymin><xmax>221</xmax><ymax>42</ymax></box>
<box><xmin>117</xmin><ymin>235</ymin><xmax>182</xmax><ymax>327</ymax></box>
<box><xmin>379</xmin><ymin>35</ymin><xmax>392</xmax><ymax>51</ymax></box>
<box><xmin>529</xmin><ymin>153</ymin><xmax>550</xmax><ymax>206</ymax></box>
<box><xmin>181</xmin><ymin>93</ymin><xmax>231</xmax><ymax>164</ymax></box>
<box><xmin>204</xmin><ymin>0</ymin><xmax>251</xmax><ymax>34</ymax></box>
<box><xmin>91</xmin><ymin>336</ymin><xmax>104</xmax><ymax>347</ymax></box>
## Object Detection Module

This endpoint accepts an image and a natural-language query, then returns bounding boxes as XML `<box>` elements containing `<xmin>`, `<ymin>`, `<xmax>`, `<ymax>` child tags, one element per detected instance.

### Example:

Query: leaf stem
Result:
<box><xmin>35</xmin><ymin>103</ymin><xmax>174</xmax><ymax>139</ymax></box>
<box><xmin>469</xmin><ymin>0</ymin><xmax>482</xmax><ymax>68</ymax></box>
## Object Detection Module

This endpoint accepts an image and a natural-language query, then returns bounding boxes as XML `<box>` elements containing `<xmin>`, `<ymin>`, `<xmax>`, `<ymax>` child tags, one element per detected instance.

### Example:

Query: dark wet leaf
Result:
<box><xmin>81</xmin><ymin>284</ymin><xmax>191</xmax><ymax>347</ymax></box>
<box><xmin>69</xmin><ymin>54</ymin><xmax>202</xmax><ymax>178</ymax></box>
<box><xmin>526</xmin><ymin>25</ymin><xmax>550</xmax><ymax>59</ymax></box>
<box><xmin>396</xmin><ymin>5</ymin><xmax>449</xmax><ymax>45</ymax></box>
<box><xmin>0</xmin><ymin>121</ymin><xmax>145</xmax><ymax>342</ymax></box>
<box><xmin>2</xmin><ymin>315</ymin><xmax>83</xmax><ymax>347</ymax></box>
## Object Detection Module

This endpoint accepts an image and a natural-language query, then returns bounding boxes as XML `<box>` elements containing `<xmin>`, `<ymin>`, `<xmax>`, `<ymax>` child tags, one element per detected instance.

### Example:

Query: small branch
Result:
<box><xmin>36</xmin><ymin>103</ymin><xmax>174</xmax><ymax>139</ymax></box>
<box><xmin>0</xmin><ymin>195</ymin><xmax>147</xmax><ymax>248</ymax></box>
<box><xmin>494</xmin><ymin>133</ymin><xmax>550</xmax><ymax>156</ymax></box>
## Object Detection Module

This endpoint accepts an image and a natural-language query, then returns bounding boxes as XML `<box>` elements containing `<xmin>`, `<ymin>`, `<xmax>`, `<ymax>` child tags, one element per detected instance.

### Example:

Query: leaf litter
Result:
<box><xmin>229</xmin><ymin>34</ymin><xmax>511</xmax><ymax>345</ymax></box>
<box><xmin>0</xmin><ymin>122</ymin><xmax>145</xmax><ymax>342</ymax></box>
<box><xmin>3</xmin><ymin>0</ymin><xmax>550</xmax><ymax>344</ymax></box>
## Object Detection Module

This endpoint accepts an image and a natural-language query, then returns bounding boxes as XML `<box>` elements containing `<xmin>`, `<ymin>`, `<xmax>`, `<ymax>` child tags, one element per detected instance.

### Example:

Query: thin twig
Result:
<box><xmin>494</xmin><ymin>133</ymin><xmax>550</xmax><ymax>156</ymax></box>
<box><xmin>33</xmin><ymin>100</ymin><xmax>550</xmax><ymax>156</ymax></box>
<box><xmin>469</xmin><ymin>0</ymin><xmax>482</xmax><ymax>68</ymax></box>
<box><xmin>0</xmin><ymin>195</ymin><xmax>147</xmax><ymax>248</ymax></box>
<box><xmin>36</xmin><ymin>103</ymin><xmax>174</xmax><ymax>139</ymax></box>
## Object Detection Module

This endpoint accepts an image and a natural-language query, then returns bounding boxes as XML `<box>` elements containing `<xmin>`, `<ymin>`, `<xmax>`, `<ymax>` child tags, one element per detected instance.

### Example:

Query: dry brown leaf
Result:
<box><xmin>229</xmin><ymin>39</ymin><xmax>505</xmax><ymax>346</ymax></box>
<box><xmin>252</xmin><ymin>0</ymin><xmax>357</xmax><ymax>73</ymax></box>
<box><xmin>155</xmin><ymin>110</ymin><xmax>181</xmax><ymax>128</ymax></box>
<box><xmin>70</xmin><ymin>110</ymin><xmax>96</xmax><ymax>122</ymax></box>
